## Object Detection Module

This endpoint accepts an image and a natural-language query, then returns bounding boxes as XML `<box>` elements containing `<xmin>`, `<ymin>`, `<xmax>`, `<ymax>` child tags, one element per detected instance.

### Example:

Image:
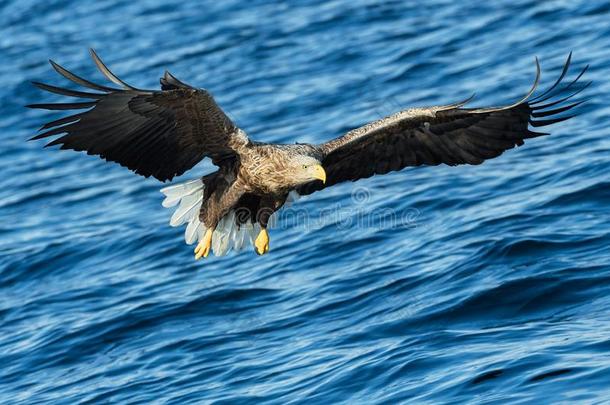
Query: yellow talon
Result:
<box><xmin>194</xmin><ymin>229</ymin><xmax>213</xmax><ymax>260</ymax></box>
<box><xmin>254</xmin><ymin>228</ymin><xmax>270</xmax><ymax>255</ymax></box>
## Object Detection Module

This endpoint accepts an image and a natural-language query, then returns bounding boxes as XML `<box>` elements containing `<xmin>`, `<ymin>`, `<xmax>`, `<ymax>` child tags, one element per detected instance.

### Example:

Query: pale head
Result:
<box><xmin>286</xmin><ymin>155</ymin><xmax>326</xmax><ymax>186</ymax></box>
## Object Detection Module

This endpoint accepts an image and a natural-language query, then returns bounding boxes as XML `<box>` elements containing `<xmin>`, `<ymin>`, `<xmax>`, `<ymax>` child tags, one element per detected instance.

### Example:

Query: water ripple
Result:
<box><xmin>1</xmin><ymin>0</ymin><xmax>610</xmax><ymax>402</ymax></box>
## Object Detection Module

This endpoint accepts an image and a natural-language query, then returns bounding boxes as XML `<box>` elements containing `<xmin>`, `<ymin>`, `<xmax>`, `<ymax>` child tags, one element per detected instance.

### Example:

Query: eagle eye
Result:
<box><xmin>302</xmin><ymin>164</ymin><xmax>308</xmax><ymax>169</ymax></box>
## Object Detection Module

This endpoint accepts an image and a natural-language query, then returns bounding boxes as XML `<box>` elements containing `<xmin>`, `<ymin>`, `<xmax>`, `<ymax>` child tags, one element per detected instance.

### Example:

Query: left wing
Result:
<box><xmin>297</xmin><ymin>55</ymin><xmax>589</xmax><ymax>195</ymax></box>
<box><xmin>28</xmin><ymin>49</ymin><xmax>247</xmax><ymax>182</ymax></box>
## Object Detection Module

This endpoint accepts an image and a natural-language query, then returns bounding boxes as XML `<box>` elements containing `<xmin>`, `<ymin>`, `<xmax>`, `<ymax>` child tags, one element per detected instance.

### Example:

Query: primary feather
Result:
<box><xmin>28</xmin><ymin>49</ymin><xmax>247</xmax><ymax>181</ymax></box>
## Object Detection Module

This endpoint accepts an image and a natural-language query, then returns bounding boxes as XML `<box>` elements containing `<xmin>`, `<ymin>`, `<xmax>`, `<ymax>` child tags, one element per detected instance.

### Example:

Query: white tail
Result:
<box><xmin>160</xmin><ymin>179</ymin><xmax>297</xmax><ymax>256</ymax></box>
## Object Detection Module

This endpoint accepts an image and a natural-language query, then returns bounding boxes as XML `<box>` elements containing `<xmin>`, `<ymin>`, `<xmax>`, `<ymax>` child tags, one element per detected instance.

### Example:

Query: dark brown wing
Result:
<box><xmin>28</xmin><ymin>49</ymin><xmax>247</xmax><ymax>182</ymax></box>
<box><xmin>297</xmin><ymin>55</ymin><xmax>589</xmax><ymax>195</ymax></box>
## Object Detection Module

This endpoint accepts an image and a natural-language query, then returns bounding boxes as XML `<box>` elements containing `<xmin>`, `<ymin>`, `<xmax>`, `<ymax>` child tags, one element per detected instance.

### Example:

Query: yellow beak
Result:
<box><xmin>311</xmin><ymin>164</ymin><xmax>326</xmax><ymax>184</ymax></box>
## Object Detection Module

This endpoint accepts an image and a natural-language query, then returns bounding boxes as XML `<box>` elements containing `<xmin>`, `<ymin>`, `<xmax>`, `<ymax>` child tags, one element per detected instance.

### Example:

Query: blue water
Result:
<box><xmin>2</xmin><ymin>0</ymin><xmax>610</xmax><ymax>402</ymax></box>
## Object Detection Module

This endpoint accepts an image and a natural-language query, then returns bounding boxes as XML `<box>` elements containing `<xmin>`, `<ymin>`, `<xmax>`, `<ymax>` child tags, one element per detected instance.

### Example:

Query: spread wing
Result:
<box><xmin>28</xmin><ymin>49</ymin><xmax>247</xmax><ymax>182</ymax></box>
<box><xmin>297</xmin><ymin>54</ymin><xmax>589</xmax><ymax>195</ymax></box>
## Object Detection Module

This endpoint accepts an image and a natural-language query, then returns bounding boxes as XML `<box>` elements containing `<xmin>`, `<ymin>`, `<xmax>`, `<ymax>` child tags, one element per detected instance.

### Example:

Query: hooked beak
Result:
<box><xmin>311</xmin><ymin>164</ymin><xmax>326</xmax><ymax>184</ymax></box>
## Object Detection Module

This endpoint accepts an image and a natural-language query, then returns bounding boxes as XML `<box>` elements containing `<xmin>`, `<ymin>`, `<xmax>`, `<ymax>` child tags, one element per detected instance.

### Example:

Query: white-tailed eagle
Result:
<box><xmin>28</xmin><ymin>50</ymin><xmax>589</xmax><ymax>259</ymax></box>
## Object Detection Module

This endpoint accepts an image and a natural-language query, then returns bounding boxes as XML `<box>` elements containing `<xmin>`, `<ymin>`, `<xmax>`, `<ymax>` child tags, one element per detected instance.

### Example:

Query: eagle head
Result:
<box><xmin>288</xmin><ymin>155</ymin><xmax>326</xmax><ymax>186</ymax></box>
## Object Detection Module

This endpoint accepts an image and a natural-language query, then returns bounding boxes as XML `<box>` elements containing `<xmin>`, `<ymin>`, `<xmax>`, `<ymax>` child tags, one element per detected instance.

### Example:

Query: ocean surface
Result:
<box><xmin>1</xmin><ymin>0</ymin><xmax>610</xmax><ymax>403</ymax></box>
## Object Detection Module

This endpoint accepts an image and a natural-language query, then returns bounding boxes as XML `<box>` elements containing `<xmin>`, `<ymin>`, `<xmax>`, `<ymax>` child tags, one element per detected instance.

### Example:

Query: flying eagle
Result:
<box><xmin>28</xmin><ymin>50</ymin><xmax>588</xmax><ymax>259</ymax></box>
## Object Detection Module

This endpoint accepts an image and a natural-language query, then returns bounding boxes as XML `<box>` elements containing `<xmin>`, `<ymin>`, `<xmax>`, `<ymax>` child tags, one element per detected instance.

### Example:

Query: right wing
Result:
<box><xmin>297</xmin><ymin>54</ymin><xmax>589</xmax><ymax>195</ymax></box>
<box><xmin>28</xmin><ymin>49</ymin><xmax>247</xmax><ymax>182</ymax></box>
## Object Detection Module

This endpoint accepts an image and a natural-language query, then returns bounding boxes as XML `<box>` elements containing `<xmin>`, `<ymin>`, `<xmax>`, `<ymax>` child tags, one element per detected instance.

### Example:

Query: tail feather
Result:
<box><xmin>161</xmin><ymin>179</ymin><xmax>203</xmax><ymax>208</ymax></box>
<box><xmin>170</xmin><ymin>192</ymin><xmax>203</xmax><ymax>227</ymax></box>
<box><xmin>185</xmin><ymin>217</ymin><xmax>202</xmax><ymax>245</ymax></box>
<box><xmin>161</xmin><ymin>179</ymin><xmax>277</xmax><ymax>256</ymax></box>
<box><xmin>212</xmin><ymin>212</ymin><xmax>233</xmax><ymax>256</ymax></box>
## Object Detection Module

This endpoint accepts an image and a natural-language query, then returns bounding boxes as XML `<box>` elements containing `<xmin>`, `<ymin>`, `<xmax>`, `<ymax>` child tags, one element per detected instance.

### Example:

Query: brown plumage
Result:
<box><xmin>28</xmin><ymin>50</ymin><xmax>589</xmax><ymax>258</ymax></box>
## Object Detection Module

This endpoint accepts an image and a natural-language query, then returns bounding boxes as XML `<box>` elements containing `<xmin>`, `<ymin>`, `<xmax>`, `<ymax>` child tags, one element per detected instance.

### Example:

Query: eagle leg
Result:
<box><xmin>254</xmin><ymin>229</ymin><xmax>270</xmax><ymax>255</ymax></box>
<box><xmin>253</xmin><ymin>197</ymin><xmax>283</xmax><ymax>256</ymax></box>
<box><xmin>194</xmin><ymin>228</ymin><xmax>213</xmax><ymax>260</ymax></box>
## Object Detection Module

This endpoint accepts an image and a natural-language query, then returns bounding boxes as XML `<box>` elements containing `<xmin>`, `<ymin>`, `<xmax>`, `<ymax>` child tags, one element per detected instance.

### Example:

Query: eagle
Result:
<box><xmin>28</xmin><ymin>50</ymin><xmax>588</xmax><ymax>259</ymax></box>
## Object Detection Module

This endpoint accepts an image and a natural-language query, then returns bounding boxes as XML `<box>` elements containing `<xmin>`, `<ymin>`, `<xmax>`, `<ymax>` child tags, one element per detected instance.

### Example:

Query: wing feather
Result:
<box><xmin>297</xmin><ymin>55</ymin><xmax>589</xmax><ymax>195</ymax></box>
<box><xmin>29</xmin><ymin>50</ymin><xmax>247</xmax><ymax>181</ymax></box>
<box><xmin>49</xmin><ymin>59</ymin><xmax>117</xmax><ymax>92</ymax></box>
